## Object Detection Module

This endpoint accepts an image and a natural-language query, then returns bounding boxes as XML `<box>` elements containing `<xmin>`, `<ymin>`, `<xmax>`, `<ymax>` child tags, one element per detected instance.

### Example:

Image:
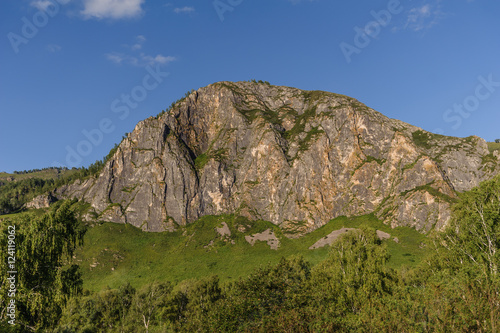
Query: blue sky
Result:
<box><xmin>1</xmin><ymin>0</ymin><xmax>499</xmax><ymax>173</ymax></box>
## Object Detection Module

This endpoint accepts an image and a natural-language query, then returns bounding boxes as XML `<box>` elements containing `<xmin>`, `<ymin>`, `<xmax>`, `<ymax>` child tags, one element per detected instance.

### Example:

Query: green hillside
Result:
<box><xmin>73</xmin><ymin>213</ymin><xmax>431</xmax><ymax>292</ymax></box>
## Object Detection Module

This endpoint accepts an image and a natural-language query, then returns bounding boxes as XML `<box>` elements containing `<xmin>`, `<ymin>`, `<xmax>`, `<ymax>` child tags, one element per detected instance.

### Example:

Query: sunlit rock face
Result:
<box><xmin>55</xmin><ymin>81</ymin><xmax>500</xmax><ymax>234</ymax></box>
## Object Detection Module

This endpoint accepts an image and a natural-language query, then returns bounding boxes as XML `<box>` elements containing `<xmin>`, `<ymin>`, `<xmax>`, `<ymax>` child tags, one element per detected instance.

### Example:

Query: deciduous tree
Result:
<box><xmin>0</xmin><ymin>200</ymin><xmax>85</xmax><ymax>331</ymax></box>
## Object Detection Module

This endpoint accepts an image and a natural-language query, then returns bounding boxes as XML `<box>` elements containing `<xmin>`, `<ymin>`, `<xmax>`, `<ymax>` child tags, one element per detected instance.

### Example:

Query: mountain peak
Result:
<box><xmin>54</xmin><ymin>82</ymin><xmax>500</xmax><ymax>235</ymax></box>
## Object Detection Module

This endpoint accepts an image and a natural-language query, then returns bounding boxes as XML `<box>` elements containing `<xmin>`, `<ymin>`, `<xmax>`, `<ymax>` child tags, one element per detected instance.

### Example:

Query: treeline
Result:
<box><xmin>9</xmin><ymin>167</ymin><xmax>68</xmax><ymax>175</ymax></box>
<box><xmin>249</xmin><ymin>79</ymin><xmax>271</xmax><ymax>85</ymax></box>
<box><xmin>0</xmin><ymin>144</ymin><xmax>119</xmax><ymax>215</ymax></box>
<box><xmin>1</xmin><ymin>176</ymin><xmax>499</xmax><ymax>332</ymax></box>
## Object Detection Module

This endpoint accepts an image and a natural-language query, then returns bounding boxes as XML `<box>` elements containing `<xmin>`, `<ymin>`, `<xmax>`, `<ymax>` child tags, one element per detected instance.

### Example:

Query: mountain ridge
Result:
<box><xmin>53</xmin><ymin>81</ymin><xmax>500</xmax><ymax>234</ymax></box>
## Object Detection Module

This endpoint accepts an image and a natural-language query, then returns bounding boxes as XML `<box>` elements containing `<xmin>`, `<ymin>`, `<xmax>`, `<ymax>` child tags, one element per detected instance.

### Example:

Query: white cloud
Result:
<box><xmin>141</xmin><ymin>54</ymin><xmax>176</xmax><ymax>65</ymax></box>
<box><xmin>106</xmin><ymin>36</ymin><xmax>176</xmax><ymax>67</ymax></box>
<box><xmin>403</xmin><ymin>1</ymin><xmax>445</xmax><ymax>32</ymax></box>
<box><xmin>46</xmin><ymin>44</ymin><xmax>62</xmax><ymax>52</ymax></box>
<box><xmin>174</xmin><ymin>6</ymin><xmax>194</xmax><ymax>14</ymax></box>
<box><xmin>81</xmin><ymin>0</ymin><xmax>144</xmax><ymax>19</ymax></box>
<box><xmin>30</xmin><ymin>0</ymin><xmax>55</xmax><ymax>11</ymax></box>
<box><xmin>131</xmin><ymin>35</ymin><xmax>146</xmax><ymax>50</ymax></box>
<box><xmin>106</xmin><ymin>53</ymin><xmax>124</xmax><ymax>64</ymax></box>
<box><xmin>106</xmin><ymin>52</ymin><xmax>176</xmax><ymax>66</ymax></box>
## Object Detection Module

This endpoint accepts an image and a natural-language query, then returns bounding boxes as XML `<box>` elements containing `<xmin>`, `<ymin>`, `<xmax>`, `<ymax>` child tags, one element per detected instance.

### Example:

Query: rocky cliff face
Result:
<box><xmin>25</xmin><ymin>193</ymin><xmax>57</xmax><ymax>209</ymax></box>
<box><xmin>55</xmin><ymin>81</ymin><xmax>500</xmax><ymax>234</ymax></box>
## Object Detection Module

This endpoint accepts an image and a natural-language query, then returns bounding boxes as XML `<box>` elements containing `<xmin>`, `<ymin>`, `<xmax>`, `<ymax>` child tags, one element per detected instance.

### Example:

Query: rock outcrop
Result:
<box><xmin>25</xmin><ymin>193</ymin><xmax>57</xmax><ymax>209</ymax></box>
<box><xmin>54</xmin><ymin>81</ymin><xmax>500</xmax><ymax>234</ymax></box>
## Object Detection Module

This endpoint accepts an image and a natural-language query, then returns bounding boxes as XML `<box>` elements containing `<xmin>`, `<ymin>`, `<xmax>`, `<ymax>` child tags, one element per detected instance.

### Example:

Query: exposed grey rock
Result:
<box><xmin>309</xmin><ymin>228</ymin><xmax>357</xmax><ymax>249</ymax></box>
<box><xmin>245</xmin><ymin>229</ymin><xmax>280</xmax><ymax>250</ymax></box>
<box><xmin>376</xmin><ymin>230</ymin><xmax>391</xmax><ymax>240</ymax></box>
<box><xmin>54</xmin><ymin>81</ymin><xmax>500</xmax><ymax>234</ymax></box>
<box><xmin>25</xmin><ymin>193</ymin><xmax>57</xmax><ymax>209</ymax></box>
<box><xmin>309</xmin><ymin>228</ymin><xmax>391</xmax><ymax>249</ymax></box>
<box><xmin>216</xmin><ymin>222</ymin><xmax>231</xmax><ymax>237</ymax></box>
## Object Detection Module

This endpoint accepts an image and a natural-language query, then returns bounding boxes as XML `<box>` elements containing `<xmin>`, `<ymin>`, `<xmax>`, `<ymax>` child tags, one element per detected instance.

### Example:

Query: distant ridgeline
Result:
<box><xmin>0</xmin><ymin>145</ymin><xmax>118</xmax><ymax>214</ymax></box>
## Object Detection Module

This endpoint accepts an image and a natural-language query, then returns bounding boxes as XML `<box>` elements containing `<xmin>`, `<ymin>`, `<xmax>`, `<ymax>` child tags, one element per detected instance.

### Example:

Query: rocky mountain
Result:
<box><xmin>54</xmin><ymin>81</ymin><xmax>500</xmax><ymax>235</ymax></box>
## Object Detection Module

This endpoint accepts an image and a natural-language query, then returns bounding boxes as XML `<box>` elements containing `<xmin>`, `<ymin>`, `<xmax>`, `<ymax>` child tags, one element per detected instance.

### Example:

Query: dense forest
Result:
<box><xmin>0</xmin><ymin>174</ymin><xmax>499</xmax><ymax>332</ymax></box>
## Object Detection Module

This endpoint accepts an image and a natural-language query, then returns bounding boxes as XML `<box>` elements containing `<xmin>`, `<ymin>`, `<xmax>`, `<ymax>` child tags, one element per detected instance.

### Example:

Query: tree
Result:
<box><xmin>495</xmin><ymin>139</ymin><xmax>500</xmax><ymax>143</ymax></box>
<box><xmin>0</xmin><ymin>197</ymin><xmax>12</xmax><ymax>214</ymax></box>
<box><xmin>442</xmin><ymin>175</ymin><xmax>500</xmax><ymax>277</ymax></box>
<box><xmin>205</xmin><ymin>257</ymin><xmax>310</xmax><ymax>331</ymax></box>
<box><xmin>55</xmin><ymin>283</ymin><xmax>137</xmax><ymax>332</ymax></box>
<box><xmin>0</xmin><ymin>200</ymin><xmax>86</xmax><ymax>331</ymax></box>
<box><xmin>438</xmin><ymin>175</ymin><xmax>500</xmax><ymax>332</ymax></box>
<box><xmin>308</xmin><ymin>228</ymin><xmax>396</xmax><ymax>329</ymax></box>
<box><xmin>170</xmin><ymin>275</ymin><xmax>222</xmax><ymax>330</ymax></box>
<box><xmin>132</xmin><ymin>282</ymin><xmax>174</xmax><ymax>332</ymax></box>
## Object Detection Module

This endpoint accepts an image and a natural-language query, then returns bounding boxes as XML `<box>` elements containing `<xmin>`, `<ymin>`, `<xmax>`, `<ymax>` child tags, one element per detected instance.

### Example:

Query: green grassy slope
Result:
<box><xmin>0</xmin><ymin>209</ymin><xmax>46</xmax><ymax>220</ymax></box>
<box><xmin>72</xmin><ymin>214</ymin><xmax>432</xmax><ymax>292</ymax></box>
<box><xmin>488</xmin><ymin>142</ymin><xmax>500</xmax><ymax>153</ymax></box>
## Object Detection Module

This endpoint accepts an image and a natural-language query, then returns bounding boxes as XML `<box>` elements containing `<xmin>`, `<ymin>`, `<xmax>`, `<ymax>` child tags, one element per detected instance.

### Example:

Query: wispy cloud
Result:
<box><xmin>174</xmin><ymin>6</ymin><xmax>194</xmax><ymax>14</ymax></box>
<box><xmin>106</xmin><ymin>35</ymin><xmax>176</xmax><ymax>67</ymax></box>
<box><xmin>130</xmin><ymin>35</ymin><xmax>146</xmax><ymax>50</ymax></box>
<box><xmin>106</xmin><ymin>53</ymin><xmax>176</xmax><ymax>66</ymax></box>
<box><xmin>140</xmin><ymin>54</ymin><xmax>176</xmax><ymax>65</ymax></box>
<box><xmin>46</xmin><ymin>44</ymin><xmax>62</xmax><ymax>52</ymax></box>
<box><xmin>106</xmin><ymin>53</ymin><xmax>125</xmax><ymax>64</ymax></box>
<box><xmin>81</xmin><ymin>0</ymin><xmax>144</xmax><ymax>19</ymax></box>
<box><xmin>402</xmin><ymin>1</ymin><xmax>445</xmax><ymax>32</ymax></box>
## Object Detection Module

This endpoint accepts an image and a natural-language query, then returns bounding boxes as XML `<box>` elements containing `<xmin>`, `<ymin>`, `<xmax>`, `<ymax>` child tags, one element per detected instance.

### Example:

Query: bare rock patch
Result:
<box><xmin>309</xmin><ymin>228</ymin><xmax>357</xmax><ymax>249</ymax></box>
<box><xmin>376</xmin><ymin>230</ymin><xmax>391</xmax><ymax>240</ymax></box>
<box><xmin>245</xmin><ymin>229</ymin><xmax>280</xmax><ymax>250</ymax></box>
<box><xmin>216</xmin><ymin>222</ymin><xmax>231</xmax><ymax>237</ymax></box>
<box><xmin>309</xmin><ymin>228</ymin><xmax>392</xmax><ymax>249</ymax></box>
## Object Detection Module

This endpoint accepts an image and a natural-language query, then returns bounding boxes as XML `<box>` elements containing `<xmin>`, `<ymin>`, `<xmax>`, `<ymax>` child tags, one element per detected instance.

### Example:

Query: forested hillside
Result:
<box><xmin>0</xmin><ymin>145</ymin><xmax>118</xmax><ymax>215</ymax></box>
<box><xmin>1</xmin><ymin>175</ymin><xmax>499</xmax><ymax>332</ymax></box>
